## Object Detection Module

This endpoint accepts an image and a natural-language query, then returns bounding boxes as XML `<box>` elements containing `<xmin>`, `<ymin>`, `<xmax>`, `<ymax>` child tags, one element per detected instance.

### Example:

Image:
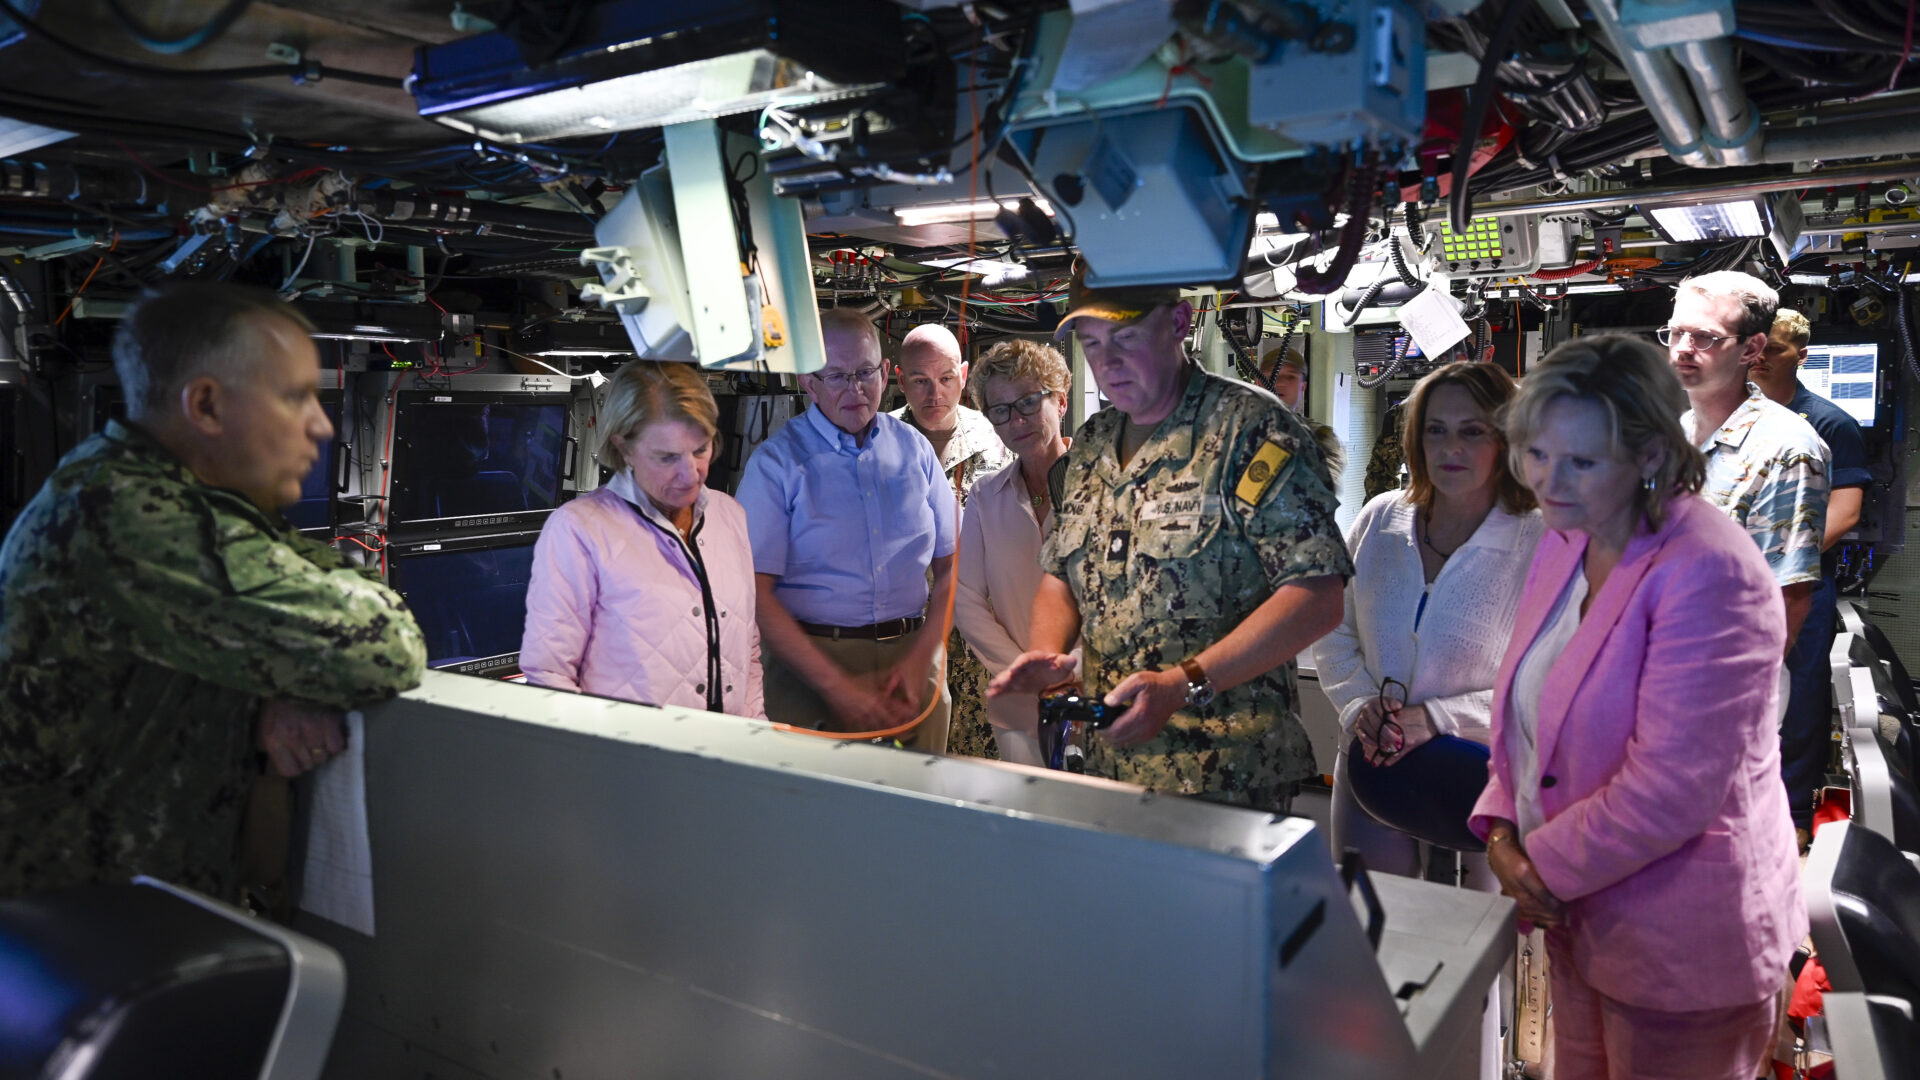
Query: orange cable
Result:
<box><xmin>52</xmin><ymin>231</ymin><xmax>118</xmax><ymax>326</ymax></box>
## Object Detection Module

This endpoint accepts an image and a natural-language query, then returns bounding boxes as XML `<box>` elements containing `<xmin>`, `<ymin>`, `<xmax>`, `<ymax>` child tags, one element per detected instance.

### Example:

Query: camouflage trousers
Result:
<box><xmin>945</xmin><ymin>628</ymin><xmax>999</xmax><ymax>761</ymax></box>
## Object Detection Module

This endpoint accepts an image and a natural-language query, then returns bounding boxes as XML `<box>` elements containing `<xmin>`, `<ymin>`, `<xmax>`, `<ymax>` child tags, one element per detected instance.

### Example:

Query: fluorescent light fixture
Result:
<box><xmin>309</xmin><ymin>331</ymin><xmax>433</xmax><ymax>343</ymax></box>
<box><xmin>893</xmin><ymin>198</ymin><xmax>1054</xmax><ymax>228</ymax></box>
<box><xmin>432</xmin><ymin>53</ymin><xmax>871</xmax><ymax>144</ymax></box>
<box><xmin>412</xmin><ymin>0</ymin><xmax>904</xmax><ymax>144</ymax></box>
<box><xmin>535</xmin><ymin>347</ymin><xmax>635</xmax><ymax>357</ymax></box>
<box><xmin>1641</xmin><ymin>197</ymin><xmax>1771</xmax><ymax>244</ymax></box>
<box><xmin>899</xmin><ymin>254</ymin><xmax>1026</xmax><ymax>280</ymax></box>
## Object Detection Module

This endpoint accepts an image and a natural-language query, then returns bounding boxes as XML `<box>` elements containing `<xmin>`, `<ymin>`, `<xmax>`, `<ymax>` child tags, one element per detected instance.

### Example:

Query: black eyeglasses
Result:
<box><xmin>1370</xmin><ymin>678</ymin><xmax>1408</xmax><ymax>766</ymax></box>
<box><xmin>984</xmin><ymin>390</ymin><xmax>1053</xmax><ymax>426</ymax></box>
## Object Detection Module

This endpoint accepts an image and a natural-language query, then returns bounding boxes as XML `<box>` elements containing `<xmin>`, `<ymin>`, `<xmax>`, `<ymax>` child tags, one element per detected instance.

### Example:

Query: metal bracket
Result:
<box><xmin>578</xmin><ymin>246</ymin><xmax>652</xmax><ymax>312</ymax></box>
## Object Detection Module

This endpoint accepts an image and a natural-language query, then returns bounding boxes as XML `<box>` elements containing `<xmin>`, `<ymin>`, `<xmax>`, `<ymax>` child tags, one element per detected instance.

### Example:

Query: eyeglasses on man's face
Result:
<box><xmin>1656</xmin><ymin>326</ymin><xmax>1737</xmax><ymax>350</ymax></box>
<box><xmin>810</xmin><ymin>365</ymin><xmax>885</xmax><ymax>391</ymax></box>
<box><xmin>984</xmin><ymin>390</ymin><xmax>1053</xmax><ymax>426</ymax></box>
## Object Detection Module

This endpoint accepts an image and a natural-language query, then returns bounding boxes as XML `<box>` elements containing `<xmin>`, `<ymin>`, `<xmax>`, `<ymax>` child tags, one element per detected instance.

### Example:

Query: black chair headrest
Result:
<box><xmin>0</xmin><ymin>883</ymin><xmax>292</xmax><ymax>1080</ymax></box>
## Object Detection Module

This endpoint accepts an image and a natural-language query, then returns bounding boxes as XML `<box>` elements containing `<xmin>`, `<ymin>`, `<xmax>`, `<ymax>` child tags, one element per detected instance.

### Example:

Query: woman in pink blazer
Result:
<box><xmin>1473</xmin><ymin>335</ymin><xmax>1803</xmax><ymax>1080</ymax></box>
<box><xmin>520</xmin><ymin>361</ymin><xmax>764</xmax><ymax>718</ymax></box>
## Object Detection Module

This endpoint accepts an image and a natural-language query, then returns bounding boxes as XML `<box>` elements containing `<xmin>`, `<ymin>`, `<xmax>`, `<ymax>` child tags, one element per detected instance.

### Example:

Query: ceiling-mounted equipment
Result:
<box><xmin>409</xmin><ymin>0</ymin><xmax>903</xmax><ymax>144</ymax></box>
<box><xmin>580</xmin><ymin>122</ymin><xmax>822</xmax><ymax>373</ymax></box>
<box><xmin>1429</xmin><ymin>215</ymin><xmax>1539</xmax><ymax>276</ymax></box>
<box><xmin>1002</xmin><ymin>4</ymin><xmax>1423</xmax><ymax>289</ymax></box>
<box><xmin>1009</xmin><ymin>103</ymin><xmax>1258</xmax><ymax>289</ymax></box>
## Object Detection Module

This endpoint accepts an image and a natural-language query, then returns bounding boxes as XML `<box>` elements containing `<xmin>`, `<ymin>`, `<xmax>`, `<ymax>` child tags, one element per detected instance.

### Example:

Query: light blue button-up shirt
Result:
<box><xmin>736</xmin><ymin>404</ymin><xmax>958</xmax><ymax>627</ymax></box>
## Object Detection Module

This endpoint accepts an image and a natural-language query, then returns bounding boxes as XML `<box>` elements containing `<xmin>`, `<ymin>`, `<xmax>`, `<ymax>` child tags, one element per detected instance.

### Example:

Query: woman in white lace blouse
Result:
<box><xmin>1311</xmin><ymin>361</ymin><xmax>1543</xmax><ymax>887</ymax></box>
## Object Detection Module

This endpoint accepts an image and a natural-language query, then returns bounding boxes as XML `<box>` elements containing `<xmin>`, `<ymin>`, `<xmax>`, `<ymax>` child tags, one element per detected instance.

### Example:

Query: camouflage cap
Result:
<box><xmin>1054</xmin><ymin>264</ymin><xmax>1182</xmax><ymax>338</ymax></box>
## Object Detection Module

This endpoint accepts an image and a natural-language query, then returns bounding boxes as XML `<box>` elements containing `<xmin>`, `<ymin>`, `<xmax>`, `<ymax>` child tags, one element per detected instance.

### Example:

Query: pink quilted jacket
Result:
<box><xmin>520</xmin><ymin>476</ymin><xmax>765</xmax><ymax>718</ymax></box>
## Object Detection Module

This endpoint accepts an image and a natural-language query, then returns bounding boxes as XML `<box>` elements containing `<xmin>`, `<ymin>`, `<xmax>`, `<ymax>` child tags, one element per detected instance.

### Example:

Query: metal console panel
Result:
<box><xmin>304</xmin><ymin>672</ymin><xmax>1509</xmax><ymax>1079</ymax></box>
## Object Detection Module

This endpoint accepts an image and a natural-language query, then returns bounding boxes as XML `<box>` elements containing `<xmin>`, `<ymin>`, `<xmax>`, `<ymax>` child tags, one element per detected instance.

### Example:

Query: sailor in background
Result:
<box><xmin>1751</xmin><ymin>307</ymin><xmax>1872</xmax><ymax>842</ymax></box>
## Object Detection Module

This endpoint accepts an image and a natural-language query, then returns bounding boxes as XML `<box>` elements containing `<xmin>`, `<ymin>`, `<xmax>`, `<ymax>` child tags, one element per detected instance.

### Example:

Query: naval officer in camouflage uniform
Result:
<box><xmin>991</xmin><ymin>275</ymin><xmax>1350</xmax><ymax>809</ymax></box>
<box><xmin>0</xmin><ymin>283</ymin><xmax>426</xmax><ymax>901</ymax></box>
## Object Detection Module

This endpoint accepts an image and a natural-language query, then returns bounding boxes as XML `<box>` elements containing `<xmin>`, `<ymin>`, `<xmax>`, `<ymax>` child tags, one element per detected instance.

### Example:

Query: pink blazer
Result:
<box><xmin>1470</xmin><ymin>493</ymin><xmax>1806</xmax><ymax>1013</ymax></box>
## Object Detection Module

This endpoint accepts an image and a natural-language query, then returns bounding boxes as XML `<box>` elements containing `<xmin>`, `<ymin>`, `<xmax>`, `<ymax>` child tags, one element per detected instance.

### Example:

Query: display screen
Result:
<box><xmin>389</xmin><ymin>396</ymin><xmax>569</xmax><ymax>529</ymax></box>
<box><xmin>1801</xmin><ymin>342</ymin><xmax>1878</xmax><ymax>427</ymax></box>
<box><xmin>283</xmin><ymin>399</ymin><xmax>342</xmax><ymax>532</ymax></box>
<box><xmin>390</xmin><ymin>541</ymin><xmax>537</xmax><ymax>666</ymax></box>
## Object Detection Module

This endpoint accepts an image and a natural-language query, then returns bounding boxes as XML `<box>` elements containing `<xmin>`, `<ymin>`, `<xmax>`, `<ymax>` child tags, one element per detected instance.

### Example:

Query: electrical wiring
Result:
<box><xmin>1450</xmin><ymin>0</ymin><xmax>1532</xmax><ymax>233</ymax></box>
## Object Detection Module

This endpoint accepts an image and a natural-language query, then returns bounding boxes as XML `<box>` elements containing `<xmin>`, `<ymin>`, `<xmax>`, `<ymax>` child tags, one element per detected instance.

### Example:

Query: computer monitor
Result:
<box><xmin>1800</xmin><ymin>340</ymin><xmax>1879</xmax><ymax>427</ymax></box>
<box><xmin>283</xmin><ymin>394</ymin><xmax>343</xmax><ymax>535</ymax></box>
<box><xmin>386</xmin><ymin>531</ymin><xmax>541</xmax><ymax>678</ymax></box>
<box><xmin>387</xmin><ymin>391</ymin><xmax>572</xmax><ymax>536</ymax></box>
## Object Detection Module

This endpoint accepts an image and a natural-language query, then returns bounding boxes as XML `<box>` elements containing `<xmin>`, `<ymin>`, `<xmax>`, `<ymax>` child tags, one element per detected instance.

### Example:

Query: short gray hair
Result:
<box><xmin>1677</xmin><ymin>271</ymin><xmax>1779</xmax><ymax>339</ymax></box>
<box><xmin>816</xmin><ymin>307</ymin><xmax>881</xmax><ymax>359</ymax></box>
<box><xmin>112</xmin><ymin>282</ymin><xmax>315</xmax><ymax>419</ymax></box>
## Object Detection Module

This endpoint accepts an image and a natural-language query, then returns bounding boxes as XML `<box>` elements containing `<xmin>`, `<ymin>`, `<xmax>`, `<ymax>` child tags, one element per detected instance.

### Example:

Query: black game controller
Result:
<box><xmin>1038</xmin><ymin>691</ymin><xmax>1123</xmax><ymax>730</ymax></box>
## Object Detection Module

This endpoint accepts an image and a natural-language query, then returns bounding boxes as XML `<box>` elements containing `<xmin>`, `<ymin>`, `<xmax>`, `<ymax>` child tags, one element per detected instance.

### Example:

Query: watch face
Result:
<box><xmin>1187</xmin><ymin>683</ymin><xmax>1215</xmax><ymax>708</ymax></box>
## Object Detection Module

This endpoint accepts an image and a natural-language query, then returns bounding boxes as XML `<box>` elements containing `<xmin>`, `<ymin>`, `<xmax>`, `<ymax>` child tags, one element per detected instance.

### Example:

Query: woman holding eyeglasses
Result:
<box><xmin>1470</xmin><ymin>336</ymin><xmax>1802</xmax><ymax>1080</ymax></box>
<box><xmin>1310</xmin><ymin>362</ymin><xmax>1541</xmax><ymax>888</ymax></box>
<box><xmin>950</xmin><ymin>339</ymin><xmax>1075</xmax><ymax>765</ymax></box>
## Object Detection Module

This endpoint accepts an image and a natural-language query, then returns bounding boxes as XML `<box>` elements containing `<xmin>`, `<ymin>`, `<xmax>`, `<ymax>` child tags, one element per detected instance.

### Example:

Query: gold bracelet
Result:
<box><xmin>1486</xmin><ymin>832</ymin><xmax>1517</xmax><ymax>849</ymax></box>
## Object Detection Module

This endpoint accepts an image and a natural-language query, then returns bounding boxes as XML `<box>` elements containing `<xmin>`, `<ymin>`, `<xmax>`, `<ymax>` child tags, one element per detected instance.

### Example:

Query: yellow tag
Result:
<box><xmin>761</xmin><ymin>304</ymin><xmax>787</xmax><ymax>349</ymax></box>
<box><xmin>1235</xmin><ymin>439</ymin><xmax>1290</xmax><ymax>505</ymax></box>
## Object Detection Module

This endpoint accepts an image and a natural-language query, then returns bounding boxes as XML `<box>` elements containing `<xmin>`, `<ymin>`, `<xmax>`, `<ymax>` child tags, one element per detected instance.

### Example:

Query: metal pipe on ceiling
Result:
<box><xmin>1475</xmin><ymin>158</ymin><xmax>1920</xmax><ymax>216</ymax></box>
<box><xmin>1675</xmin><ymin>38</ymin><xmax>1761</xmax><ymax>167</ymax></box>
<box><xmin>1582</xmin><ymin>0</ymin><xmax>1715</xmax><ymax>168</ymax></box>
<box><xmin>1762</xmin><ymin>117</ymin><xmax>1920</xmax><ymax>166</ymax></box>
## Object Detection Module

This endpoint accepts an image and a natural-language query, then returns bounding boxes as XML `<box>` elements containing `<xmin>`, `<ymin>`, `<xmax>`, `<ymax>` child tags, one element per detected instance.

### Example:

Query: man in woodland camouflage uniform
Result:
<box><xmin>0</xmin><ymin>283</ymin><xmax>425</xmax><ymax>902</ymax></box>
<box><xmin>992</xmin><ymin>274</ymin><xmax>1350</xmax><ymax>810</ymax></box>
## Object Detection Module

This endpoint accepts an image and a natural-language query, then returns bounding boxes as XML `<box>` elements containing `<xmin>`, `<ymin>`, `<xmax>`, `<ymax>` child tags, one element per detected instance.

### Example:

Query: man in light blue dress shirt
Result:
<box><xmin>736</xmin><ymin>307</ymin><xmax>959</xmax><ymax>750</ymax></box>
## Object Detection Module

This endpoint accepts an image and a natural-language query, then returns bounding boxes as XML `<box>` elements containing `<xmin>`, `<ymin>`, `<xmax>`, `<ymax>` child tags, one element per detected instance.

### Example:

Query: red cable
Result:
<box><xmin>1531</xmin><ymin>237</ymin><xmax>1616</xmax><ymax>281</ymax></box>
<box><xmin>1891</xmin><ymin>0</ymin><xmax>1916</xmax><ymax>90</ymax></box>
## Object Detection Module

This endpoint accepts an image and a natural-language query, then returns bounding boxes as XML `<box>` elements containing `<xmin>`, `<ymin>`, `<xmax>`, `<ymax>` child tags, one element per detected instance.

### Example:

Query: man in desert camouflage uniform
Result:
<box><xmin>0</xmin><ymin>282</ymin><xmax>425</xmax><ymax>902</ymax></box>
<box><xmin>890</xmin><ymin>323</ymin><xmax>1014</xmax><ymax>759</ymax></box>
<box><xmin>992</xmin><ymin>274</ymin><xmax>1350</xmax><ymax>810</ymax></box>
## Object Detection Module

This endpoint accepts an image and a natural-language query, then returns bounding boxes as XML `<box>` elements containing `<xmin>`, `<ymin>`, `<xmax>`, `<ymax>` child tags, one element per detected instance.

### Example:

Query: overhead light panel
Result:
<box><xmin>892</xmin><ymin>198</ymin><xmax>1053</xmax><ymax>228</ymax></box>
<box><xmin>1640</xmin><ymin>196</ymin><xmax>1772</xmax><ymax>244</ymax></box>
<box><xmin>411</xmin><ymin>0</ymin><xmax>903</xmax><ymax>143</ymax></box>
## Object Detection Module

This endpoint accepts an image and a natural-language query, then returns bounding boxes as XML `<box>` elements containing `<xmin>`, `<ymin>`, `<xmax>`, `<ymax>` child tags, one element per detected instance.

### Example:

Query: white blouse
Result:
<box><xmin>954</xmin><ymin>457</ymin><xmax>1053</xmax><ymax>735</ymax></box>
<box><xmin>1507</xmin><ymin>571</ymin><xmax>1588</xmax><ymax>839</ymax></box>
<box><xmin>1311</xmin><ymin>491</ymin><xmax>1544</xmax><ymax>745</ymax></box>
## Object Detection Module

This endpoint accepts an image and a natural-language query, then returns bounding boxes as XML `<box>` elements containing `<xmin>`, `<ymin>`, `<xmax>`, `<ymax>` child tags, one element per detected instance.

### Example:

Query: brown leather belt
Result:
<box><xmin>799</xmin><ymin>616</ymin><xmax>924</xmax><ymax>641</ymax></box>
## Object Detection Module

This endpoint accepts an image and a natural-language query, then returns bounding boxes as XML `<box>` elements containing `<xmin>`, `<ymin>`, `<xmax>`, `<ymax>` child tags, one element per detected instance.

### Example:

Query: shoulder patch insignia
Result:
<box><xmin>1235</xmin><ymin>439</ymin><xmax>1291</xmax><ymax>505</ymax></box>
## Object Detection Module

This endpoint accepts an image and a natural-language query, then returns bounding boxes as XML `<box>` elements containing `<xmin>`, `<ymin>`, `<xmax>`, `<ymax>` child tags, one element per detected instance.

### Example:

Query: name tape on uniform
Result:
<box><xmin>1139</xmin><ymin>494</ymin><xmax>1226</xmax><ymax>521</ymax></box>
<box><xmin>1235</xmin><ymin>439</ymin><xmax>1292</xmax><ymax>506</ymax></box>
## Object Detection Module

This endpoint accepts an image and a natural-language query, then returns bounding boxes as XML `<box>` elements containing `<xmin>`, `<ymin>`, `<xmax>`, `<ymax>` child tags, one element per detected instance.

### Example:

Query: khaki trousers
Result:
<box><xmin>764</xmin><ymin>635</ymin><xmax>951</xmax><ymax>754</ymax></box>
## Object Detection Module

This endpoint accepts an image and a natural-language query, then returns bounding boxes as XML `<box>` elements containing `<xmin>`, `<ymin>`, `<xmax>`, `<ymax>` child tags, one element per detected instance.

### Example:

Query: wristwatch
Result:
<box><xmin>1178</xmin><ymin>657</ymin><xmax>1216</xmax><ymax>708</ymax></box>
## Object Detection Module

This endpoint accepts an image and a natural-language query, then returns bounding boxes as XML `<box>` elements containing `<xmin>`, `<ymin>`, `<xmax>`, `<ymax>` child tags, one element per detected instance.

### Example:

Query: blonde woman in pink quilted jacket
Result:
<box><xmin>520</xmin><ymin>361</ymin><xmax>765</xmax><ymax>718</ymax></box>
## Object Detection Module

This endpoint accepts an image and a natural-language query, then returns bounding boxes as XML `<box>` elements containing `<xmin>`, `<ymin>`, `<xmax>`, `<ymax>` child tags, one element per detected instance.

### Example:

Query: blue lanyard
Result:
<box><xmin>1414</xmin><ymin>588</ymin><xmax>1429</xmax><ymax>633</ymax></box>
